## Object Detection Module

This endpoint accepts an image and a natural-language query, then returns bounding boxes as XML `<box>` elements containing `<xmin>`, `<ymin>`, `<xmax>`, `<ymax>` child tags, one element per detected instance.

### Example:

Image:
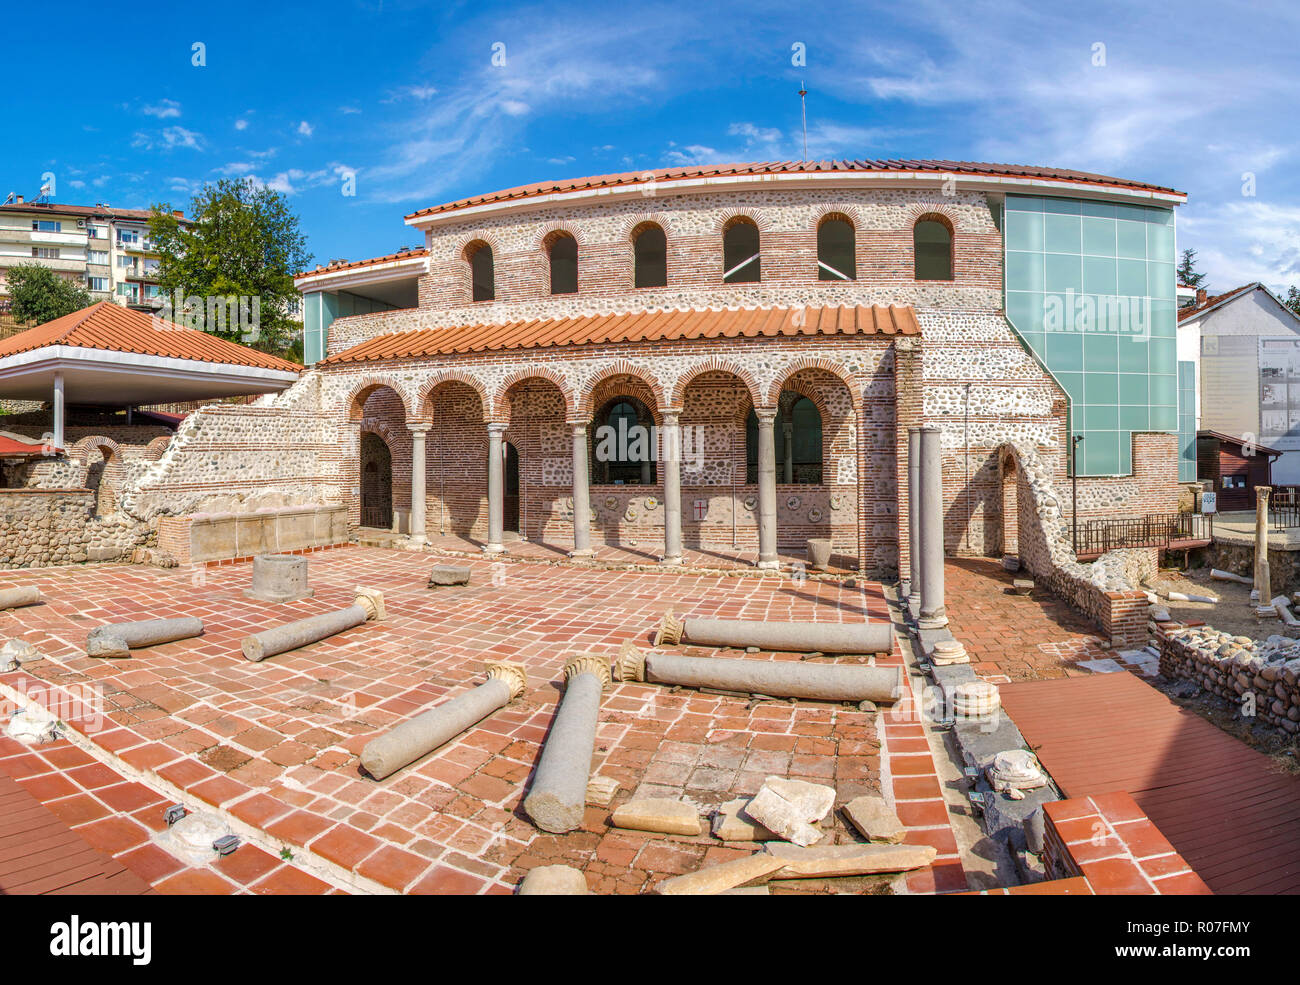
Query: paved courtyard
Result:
<box><xmin>0</xmin><ymin>546</ymin><xmax>964</xmax><ymax>894</ymax></box>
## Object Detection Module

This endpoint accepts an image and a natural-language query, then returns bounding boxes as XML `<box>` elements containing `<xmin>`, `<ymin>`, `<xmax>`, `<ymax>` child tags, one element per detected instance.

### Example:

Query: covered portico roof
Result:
<box><xmin>0</xmin><ymin>302</ymin><xmax>301</xmax><ymax>404</ymax></box>
<box><xmin>319</xmin><ymin>304</ymin><xmax>920</xmax><ymax>365</ymax></box>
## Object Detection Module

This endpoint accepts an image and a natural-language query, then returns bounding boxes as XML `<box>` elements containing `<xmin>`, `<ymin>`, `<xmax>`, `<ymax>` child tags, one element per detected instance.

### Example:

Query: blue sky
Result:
<box><xmin>5</xmin><ymin>0</ymin><xmax>1298</xmax><ymax>292</ymax></box>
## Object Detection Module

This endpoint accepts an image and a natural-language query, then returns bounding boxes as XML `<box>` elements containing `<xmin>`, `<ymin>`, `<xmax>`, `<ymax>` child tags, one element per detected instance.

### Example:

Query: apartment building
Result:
<box><xmin>0</xmin><ymin>197</ymin><xmax>184</xmax><ymax>310</ymax></box>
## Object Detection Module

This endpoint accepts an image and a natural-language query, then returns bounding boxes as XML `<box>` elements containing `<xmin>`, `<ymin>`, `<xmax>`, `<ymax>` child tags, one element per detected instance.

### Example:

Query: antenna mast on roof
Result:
<box><xmin>799</xmin><ymin>82</ymin><xmax>808</xmax><ymax>161</ymax></box>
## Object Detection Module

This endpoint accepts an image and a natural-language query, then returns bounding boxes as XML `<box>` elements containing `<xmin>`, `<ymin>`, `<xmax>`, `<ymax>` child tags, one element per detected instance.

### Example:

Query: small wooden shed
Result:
<box><xmin>1196</xmin><ymin>430</ymin><xmax>1281</xmax><ymax>511</ymax></box>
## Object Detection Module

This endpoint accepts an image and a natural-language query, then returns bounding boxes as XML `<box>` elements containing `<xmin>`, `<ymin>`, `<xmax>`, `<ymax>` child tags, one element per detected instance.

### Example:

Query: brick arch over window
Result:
<box><xmin>494</xmin><ymin>367</ymin><xmax>578</xmax><ymax>422</ymax></box>
<box><xmin>713</xmin><ymin>208</ymin><xmax>773</xmax><ymax>235</ymax></box>
<box><xmin>417</xmin><ymin>371</ymin><xmax>491</xmax><ymax>421</ymax></box>
<box><xmin>629</xmin><ymin>220</ymin><xmax>668</xmax><ymax>289</ymax></box>
<box><xmin>816</xmin><ymin>211</ymin><xmax>858</xmax><ymax>281</ymax></box>
<box><xmin>344</xmin><ymin>378</ymin><xmax>415</xmax><ymax>421</ymax></box>
<box><xmin>617</xmin><ymin>212</ymin><xmax>678</xmax><ymax>244</ymax></box>
<box><xmin>578</xmin><ymin>365</ymin><xmax>666</xmax><ymax>422</ymax></box>
<box><xmin>765</xmin><ymin>359</ymin><xmax>861</xmax><ymax>411</ymax></box>
<box><xmin>903</xmin><ymin>202</ymin><xmax>961</xmax><ymax>231</ymax></box>
<box><xmin>142</xmin><ymin>435</ymin><xmax>172</xmax><ymax>461</ymax></box>
<box><xmin>669</xmin><ymin>359</ymin><xmax>763</xmax><ymax>409</ymax></box>
<box><xmin>912</xmin><ymin>211</ymin><xmax>955</xmax><ymax>281</ymax></box>
<box><xmin>541</xmin><ymin>228</ymin><xmax>580</xmax><ymax>295</ymax></box>
<box><xmin>459</xmin><ymin>236</ymin><xmax>498</xmax><ymax>303</ymax></box>
<box><xmin>69</xmin><ymin>434</ymin><xmax>122</xmax><ymax>464</ymax></box>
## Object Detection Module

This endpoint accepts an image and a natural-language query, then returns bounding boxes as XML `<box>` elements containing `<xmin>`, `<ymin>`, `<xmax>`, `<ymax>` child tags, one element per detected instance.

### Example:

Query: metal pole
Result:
<box><xmin>1071</xmin><ymin>435</ymin><xmax>1083</xmax><ymax>556</ymax></box>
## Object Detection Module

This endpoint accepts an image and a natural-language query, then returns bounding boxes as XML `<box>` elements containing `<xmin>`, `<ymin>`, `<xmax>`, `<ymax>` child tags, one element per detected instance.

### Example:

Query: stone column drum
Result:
<box><xmin>917</xmin><ymin>425</ymin><xmax>947</xmax><ymax>629</ymax></box>
<box><xmin>755</xmin><ymin>408</ymin><xmax>779</xmax><ymax>570</ymax></box>
<box><xmin>570</xmin><ymin>423</ymin><xmax>594</xmax><ymax>557</ymax></box>
<box><xmin>244</xmin><ymin>554</ymin><xmax>313</xmax><ymax>603</ymax></box>
<box><xmin>410</xmin><ymin>423</ymin><xmax>430</xmax><ymax>547</ymax></box>
<box><xmin>241</xmin><ymin>589</ymin><xmax>385</xmax><ymax>662</ymax></box>
<box><xmin>361</xmin><ymin>662</ymin><xmax>526</xmax><ymax>779</ymax></box>
<box><xmin>523</xmin><ymin>655</ymin><xmax>610</xmax><ymax>833</ymax></box>
<box><xmin>86</xmin><ymin>617</ymin><xmax>205</xmax><ymax>658</ymax></box>
<box><xmin>0</xmin><ymin>586</ymin><xmax>41</xmax><ymax>610</ymax></box>
<box><xmin>485</xmin><ymin>423</ymin><xmax>506</xmax><ymax>554</ymax></box>
<box><xmin>655</xmin><ymin>610</ymin><xmax>893</xmax><ymax>654</ymax></box>
<box><xmin>661</xmin><ymin>411</ymin><xmax>683</xmax><ymax>565</ymax></box>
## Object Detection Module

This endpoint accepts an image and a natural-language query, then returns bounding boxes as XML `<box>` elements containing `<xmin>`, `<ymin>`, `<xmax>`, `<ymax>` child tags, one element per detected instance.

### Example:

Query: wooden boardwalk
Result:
<box><xmin>0</xmin><ymin>775</ymin><xmax>151</xmax><ymax>895</ymax></box>
<box><xmin>1000</xmin><ymin>671</ymin><xmax>1300</xmax><ymax>895</ymax></box>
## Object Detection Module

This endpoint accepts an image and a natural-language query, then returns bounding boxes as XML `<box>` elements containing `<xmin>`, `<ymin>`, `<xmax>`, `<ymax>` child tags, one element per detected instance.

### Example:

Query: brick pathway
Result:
<box><xmin>0</xmin><ymin>546</ymin><xmax>941</xmax><ymax>894</ymax></box>
<box><xmin>942</xmin><ymin>558</ymin><xmax>1113</xmax><ymax>682</ymax></box>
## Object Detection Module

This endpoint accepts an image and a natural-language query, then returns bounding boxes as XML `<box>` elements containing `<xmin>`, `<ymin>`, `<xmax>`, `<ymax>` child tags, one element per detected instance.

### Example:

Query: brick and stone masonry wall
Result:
<box><xmin>0</xmin><ymin>489</ymin><xmax>96</xmax><ymax>567</ymax></box>
<box><xmin>1158</xmin><ymin>627</ymin><xmax>1300</xmax><ymax>734</ymax></box>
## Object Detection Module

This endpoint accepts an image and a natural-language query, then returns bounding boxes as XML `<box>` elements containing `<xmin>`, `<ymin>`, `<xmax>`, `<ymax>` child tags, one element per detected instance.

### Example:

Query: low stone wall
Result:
<box><xmin>1157</xmin><ymin>627</ymin><xmax>1300</xmax><ymax>734</ymax></box>
<box><xmin>1002</xmin><ymin>441</ymin><xmax>1152</xmax><ymax>648</ymax></box>
<box><xmin>157</xmin><ymin>505</ymin><xmax>349</xmax><ymax>564</ymax></box>
<box><xmin>0</xmin><ymin>489</ymin><xmax>95</xmax><ymax>567</ymax></box>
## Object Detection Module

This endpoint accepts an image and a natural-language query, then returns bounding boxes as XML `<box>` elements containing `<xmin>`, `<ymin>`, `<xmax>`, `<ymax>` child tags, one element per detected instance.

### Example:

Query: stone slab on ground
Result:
<box><xmin>711</xmin><ymin>798</ymin><xmax>778</xmax><ymax>842</ymax></box>
<box><xmin>742</xmin><ymin>777</ymin><xmax>835</xmax><ymax>847</ymax></box>
<box><xmin>611</xmin><ymin>797</ymin><xmax>702</xmax><ymax>836</ymax></box>
<box><xmin>586</xmin><ymin>775</ymin><xmax>620</xmax><ymax>807</ymax></box>
<box><xmin>764</xmin><ymin>842</ymin><xmax>938</xmax><ymax>878</ymax></box>
<box><xmin>655</xmin><ymin>853</ymin><xmax>785</xmax><ymax>895</ymax></box>
<box><xmin>952</xmin><ymin>715</ymin><xmax>1027</xmax><ymax>773</ymax></box>
<box><xmin>842</xmin><ymin>794</ymin><xmax>906</xmax><ymax>844</ymax></box>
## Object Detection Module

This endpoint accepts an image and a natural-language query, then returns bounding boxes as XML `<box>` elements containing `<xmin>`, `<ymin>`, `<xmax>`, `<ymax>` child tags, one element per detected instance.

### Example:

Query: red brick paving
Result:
<box><xmin>0</xmin><ymin>546</ymin><xmax>961</xmax><ymax>894</ymax></box>
<box><xmin>943</xmin><ymin>558</ymin><xmax>1111</xmax><ymax>681</ymax></box>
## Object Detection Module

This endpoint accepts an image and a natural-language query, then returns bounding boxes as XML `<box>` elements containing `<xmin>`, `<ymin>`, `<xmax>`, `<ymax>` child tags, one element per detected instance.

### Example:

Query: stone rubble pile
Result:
<box><xmin>1158</xmin><ymin>626</ymin><xmax>1300</xmax><ymax>733</ymax></box>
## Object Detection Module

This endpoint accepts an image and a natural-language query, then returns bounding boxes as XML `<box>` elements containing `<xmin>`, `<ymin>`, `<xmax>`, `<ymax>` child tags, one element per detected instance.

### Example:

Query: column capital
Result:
<box><xmin>485</xmin><ymin>660</ymin><xmax>528</xmax><ymax>699</ymax></box>
<box><xmin>613</xmin><ymin>641</ymin><xmax>647</xmax><ymax>683</ymax></box>
<box><xmin>353</xmin><ymin>587</ymin><xmax>386</xmax><ymax>622</ymax></box>
<box><xmin>568</xmin><ymin>420</ymin><xmax>589</xmax><ymax>434</ymax></box>
<box><xmin>755</xmin><ymin>406</ymin><xmax>779</xmax><ymax>422</ymax></box>
<box><xmin>660</xmin><ymin>407</ymin><xmax>683</xmax><ymax>423</ymax></box>
<box><xmin>487</xmin><ymin>421</ymin><xmax>508</xmax><ymax>436</ymax></box>
<box><xmin>563</xmin><ymin>654</ymin><xmax>611</xmax><ymax>690</ymax></box>
<box><xmin>409</xmin><ymin>421</ymin><xmax>432</xmax><ymax>435</ymax></box>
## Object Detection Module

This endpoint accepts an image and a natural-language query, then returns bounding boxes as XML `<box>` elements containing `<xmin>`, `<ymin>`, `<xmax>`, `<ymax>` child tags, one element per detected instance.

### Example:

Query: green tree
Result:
<box><xmin>1285</xmin><ymin>286</ymin><xmax>1300</xmax><ymax>319</ymax></box>
<box><xmin>1176</xmin><ymin>248</ymin><xmax>1208</xmax><ymax>304</ymax></box>
<box><xmin>148</xmin><ymin>178</ymin><xmax>313</xmax><ymax>359</ymax></box>
<box><xmin>7</xmin><ymin>263</ymin><xmax>92</xmax><ymax>325</ymax></box>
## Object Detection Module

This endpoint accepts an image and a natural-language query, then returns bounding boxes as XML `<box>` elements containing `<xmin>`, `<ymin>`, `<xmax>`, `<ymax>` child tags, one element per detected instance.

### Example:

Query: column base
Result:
<box><xmin>660</xmin><ymin>555</ymin><xmax>684</xmax><ymax>566</ymax></box>
<box><xmin>918</xmin><ymin>611</ymin><xmax>949</xmax><ymax>630</ymax></box>
<box><xmin>756</xmin><ymin>559</ymin><xmax>781</xmax><ymax>571</ymax></box>
<box><xmin>483</xmin><ymin>543</ymin><xmax>506</xmax><ymax>555</ymax></box>
<box><xmin>568</xmin><ymin>548</ymin><xmax>595</xmax><ymax>558</ymax></box>
<box><xmin>408</xmin><ymin>535</ymin><xmax>428</xmax><ymax>549</ymax></box>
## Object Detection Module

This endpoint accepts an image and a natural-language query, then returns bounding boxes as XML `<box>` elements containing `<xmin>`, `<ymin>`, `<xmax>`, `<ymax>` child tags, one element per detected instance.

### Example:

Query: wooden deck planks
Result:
<box><xmin>1001</xmin><ymin>672</ymin><xmax>1300</xmax><ymax>895</ymax></box>
<box><xmin>0</xmin><ymin>774</ymin><xmax>151</xmax><ymax>895</ymax></box>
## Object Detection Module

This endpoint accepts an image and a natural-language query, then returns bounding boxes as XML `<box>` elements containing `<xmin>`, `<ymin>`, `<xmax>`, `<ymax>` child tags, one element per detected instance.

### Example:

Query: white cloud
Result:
<box><xmin>132</xmin><ymin>126</ymin><xmax>205</xmax><ymax>151</ymax></box>
<box><xmin>142</xmin><ymin>99</ymin><xmax>182</xmax><ymax>119</ymax></box>
<box><xmin>297</xmin><ymin>120</ymin><xmax>314</xmax><ymax>137</ymax></box>
<box><xmin>234</xmin><ymin>119</ymin><xmax>249</xmax><ymax>131</ymax></box>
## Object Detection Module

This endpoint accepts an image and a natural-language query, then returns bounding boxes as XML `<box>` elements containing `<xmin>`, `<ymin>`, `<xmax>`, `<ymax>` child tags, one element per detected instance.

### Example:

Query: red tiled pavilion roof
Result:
<box><xmin>406</xmin><ymin>159</ymin><xmax>1185</xmax><ymax>220</ymax></box>
<box><xmin>0</xmin><ymin>302</ymin><xmax>301</xmax><ymax>372</ymax></box>
<box><xmin>320</xmin><ymin>304</ymin><xmax>919</xmax><ymax>365</ymax></box>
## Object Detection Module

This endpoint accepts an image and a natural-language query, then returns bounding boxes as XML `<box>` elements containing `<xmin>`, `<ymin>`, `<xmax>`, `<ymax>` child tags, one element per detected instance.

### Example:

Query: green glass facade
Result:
<box><xmin>1177</xmin><ymin>361</ymin><xmax>1197</xmax><ymax>483</ymax></box>
<box><xmin>302</xmin><ymin>290</ymin><xmax>404</xmax><ymax>365</ymax></box>
<box><xmin>1004</xmin><ymin>194</ymin><xmax>1178</xmax><ymax>476</ymax></box>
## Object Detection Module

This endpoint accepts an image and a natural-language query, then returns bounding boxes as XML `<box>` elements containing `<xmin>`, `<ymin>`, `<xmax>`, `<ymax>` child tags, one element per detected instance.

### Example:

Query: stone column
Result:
<box><xmin>783</xmin><ymin>420</ymin><xmax>794</xmax><ymax>484</ymax></box>
<box><xmin>52</xmin><ymin>371</ymin><xmax>65</xmax><ymax>451</ymax></box>
<box><xmin>570</xmin><ymin>423</ymin><xmax>593</xmax><ymax>557</ymax></box>
<box><xmin>409</xmin><ymin>423</ymin><xmax>430</xmax><ymax>547</ymax></box>
<box><xmin>661</xmin><ymin>410</ymin><xmax>683</xmax><ymax>565</ymax></box>
<box><xmin>87</xmin><ymin>617</ymin><xmax>204</xmax><ymax>658</ymax></box>
<box><xmin>241</xmin><ymin>588</ymin><xmax>384</xmax><ymax>662</ymax></box>
<box><xmin>1256</xmin><ymin>485</ymin><xmax>1274</xmax><ymax>615</ymax></box>
<box><xmin>523</xmin><ymin>655</ymin><xmax>610</xmax><ymax>833</ymax></box>
<box><xmin>361</xmin><ymin>661</ymin><xmax>526</xmax><ymax>780</ymax></box>
<box><xmin>906</xmin><ymin>426</ymin><xmax>922</xmax><ymax>601</ymax></box>
<box><xmin>917</xmin><ymin>425</ymin><xmax>947</xmax><ymax>629</ymax></box>
<box><xmin>485</xmin><ymin>422</ymin><xmax>507</xmax><ymax>554</ymax></box>
<box><xmin>756</xmin><ymin>407</ymin><xmax>779</xmax><ymax>570</ymax></box>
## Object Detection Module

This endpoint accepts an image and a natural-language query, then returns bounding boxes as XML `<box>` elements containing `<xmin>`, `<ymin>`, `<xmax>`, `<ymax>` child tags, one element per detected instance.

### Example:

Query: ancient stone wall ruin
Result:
<box><xmin>1158</xmin><ymin>628</ymin><xmax>1300</xmax><ymax>734</ymax></box>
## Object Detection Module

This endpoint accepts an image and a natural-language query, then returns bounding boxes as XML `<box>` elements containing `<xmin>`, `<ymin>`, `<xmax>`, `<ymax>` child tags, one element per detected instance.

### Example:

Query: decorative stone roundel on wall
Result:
<box><xmin>807</xmin><ymin>507</ymin><xmax>824</xmax><ymax>523</ymax></box>
<box><xmin>644</xmin><ymin>497</ymin><xmax>658</xmax><ymax>510</ymax></box>
<box><xmin>743</xmin><ymin>495</ymin><xmax>757</xmax><ymax>512</ymax></box>
<box><xmin>786</xmin><ymin>495</ymin><xmax>801</xmax><ymax>512</ymax></box>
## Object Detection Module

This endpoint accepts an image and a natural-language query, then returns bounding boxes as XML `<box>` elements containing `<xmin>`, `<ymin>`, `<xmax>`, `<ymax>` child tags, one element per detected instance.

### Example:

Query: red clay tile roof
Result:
<box><xmin>297</xmin><ymin>247</ymin><xmax>428</xmax><ymax>280</ymax></box>
<box><xmin>320</xmin><ymin>304</ymin><xmax>918</xmax><ymax>365</ymax></box>
<box><xmin>0</xmin><ymin>434</ymin><xmax>52</xmax><ymax>456</ymax></box>
<box><xmin>0</xmin><ymin>302</ymin><xmax>302</xmax><ymax>372</ymax></box>
<box><xmin>0</xmin><ymin>202</ymin><xmax>168</xmax><ymax>222</ymax></box>
<box><xmin>1177</xmin><ymin>283</ymin><xmax>1258</xmax><ymax>321</ymax></box>
<box><xmin>406</xmin><ymin>160</ymin><xmax>1185</xmax><ymax>220</ymax></box>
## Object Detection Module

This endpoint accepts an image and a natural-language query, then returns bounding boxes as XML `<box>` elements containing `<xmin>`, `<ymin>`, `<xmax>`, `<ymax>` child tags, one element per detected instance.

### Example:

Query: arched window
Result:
<box><xmin>913</xmin><ymin>217</ymin><xmax>953</xmax><ymax>281</ymax></box>
<box><xmin>548</xmin><ymin>232</ymin><xmax>578</xmax><ymax>295</ymax></box>
<box><xmin>746</xmin><ymin>393</ymin><xmax>823</xmax><ymax>484</ymax></box>
<box><xmin>817</xmin><ymin>216</ymin><xmax>856</xmax><ymax>281</ymax></box>
<box><xmin>723</xmin><ymin>217</ymin><xmax>760</xmax><ymax>283</ymax></box>
<box><xmin>466</xmin><ymin>241</ymin><xmax>495</xmax><ymax>301</ymax></box>
<box><xmin>591</xmin><ymin>396</ymin><xmax>657</xmax><ymax>485</ymax></box>
<box><xmin>633</xmin><ymin>223</ymin><xmax>666</xmax><ymax>288</ymax></box>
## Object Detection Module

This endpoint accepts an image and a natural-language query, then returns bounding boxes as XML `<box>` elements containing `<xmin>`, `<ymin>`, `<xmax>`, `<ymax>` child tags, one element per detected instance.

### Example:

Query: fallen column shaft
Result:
<box><xmin>241</xmin><ymin>589</ymin><xmax>384</xmax><ymax>662</ymax></box>
<box><xmin>87</xmin><ymin>617</ymin><xmax>204</xmax><ymax>658</ymax></box>
<box><xmin>362</xmin><ymin>662</ymin><xmax>526</xmax><ymax>779</ymax></box>
<box><xmin>523</xmin><ymin>655</ymin><xmax>610</xmax><ymax>833</ymax></box>
<box><xmin>0</xmin><ymin>586</ymin><xmax>41</xmax><ymax>610</ymax></box>
<box><xmin>655</xmin><ymin>611</ymin><xmax>892</xmax><ymax>655</ymax></box>
<box><xmin>617</xmin><ymin>645</ymin><xmax>903</xmax><ymax>703</ymax></box>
